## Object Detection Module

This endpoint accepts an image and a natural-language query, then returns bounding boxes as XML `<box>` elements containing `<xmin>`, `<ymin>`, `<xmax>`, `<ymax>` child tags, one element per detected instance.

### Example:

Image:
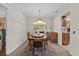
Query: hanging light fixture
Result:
<box><xmin>33</xmin><ymin>9</ymin><xmax>46</xmax><ymax>33</ymax></box>
<box><xmin>33</xmin><ymin>9</ymin><xmax>46</xmax><ymax>25</ymax></box>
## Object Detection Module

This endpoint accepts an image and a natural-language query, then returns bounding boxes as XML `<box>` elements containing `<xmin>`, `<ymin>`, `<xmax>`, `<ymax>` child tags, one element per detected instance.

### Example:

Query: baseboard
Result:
<box><xmin>60</xmin><ymin>46</ymin><xmax>72</xmax><ymax>56</ymax></box>
<box><xmin>6</xmin><ymin>39</ymin><xmax>28</xmax><ymax>55</ymax></box>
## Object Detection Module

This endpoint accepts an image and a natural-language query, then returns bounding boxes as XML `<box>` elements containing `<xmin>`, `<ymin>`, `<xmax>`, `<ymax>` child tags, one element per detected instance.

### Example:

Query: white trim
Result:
<box><xmin>60</xmin><ymin>10</ymin><xmax>70</xmax><ymax>46</ymax></box>
<box><xmin>6</xmin><ymin>39</ymin><xmax>27</xmax><ymax>55</ymax></box>
<box><xmin>6</xmin><ymin>31</ymin><xmax>28</xmax><ymax>55</ymax></box>
<box><xmin>0</xmin><ymin>3</ymin><xmax>9</xmax><ymax>9</ymax></box>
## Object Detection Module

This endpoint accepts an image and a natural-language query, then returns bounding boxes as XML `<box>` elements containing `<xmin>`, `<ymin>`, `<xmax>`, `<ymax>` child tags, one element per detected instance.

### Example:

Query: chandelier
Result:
<box><xmin>33</xmin><ymin>10</ymin><xmax>46</xmax><ymax>25</ymax></box>
<box><xmin>33</xmin><ymin>10</ymin><xmax>46</xmax><ymax>33</ymax></box>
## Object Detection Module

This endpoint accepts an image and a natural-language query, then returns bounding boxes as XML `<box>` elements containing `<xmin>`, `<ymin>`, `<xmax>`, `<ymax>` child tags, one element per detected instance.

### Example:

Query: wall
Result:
<box><xmin>6</xmin><ymin>4</ymin><xmax>28</xmax><ymax>55</ymax></box>
<box><xmin>53</xmin><ymin>16</ymin><xmax>62</xmax><ymax>45</ymax></box>
<box><xmin>67</xmin><ymin>4</ymin><xmax>79</xmax><ymax>55</ymax></box>
<box><xmin>0</xmin><ymin>5</ymin><xmax>6</xmax><ymax>17</ymax></box>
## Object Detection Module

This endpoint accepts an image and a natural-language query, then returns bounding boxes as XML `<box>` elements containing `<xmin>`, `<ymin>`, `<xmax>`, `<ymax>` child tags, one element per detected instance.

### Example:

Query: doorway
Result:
<box><xmin>61</xmin><ymin>12</ymin><xmax>70</xmax><ymax>45</ymax></box>
<box><xmin>0</xmin><ymin>4</ymin><xmax>7</xmax><ymax>56</ymax></box>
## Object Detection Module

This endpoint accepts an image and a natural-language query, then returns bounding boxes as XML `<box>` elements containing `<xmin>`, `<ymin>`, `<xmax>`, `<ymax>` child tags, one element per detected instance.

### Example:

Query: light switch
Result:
<box><xmin>73</xmin><ymin>31</ymin><xmax>75</xmax><ymax>34</ymax></box>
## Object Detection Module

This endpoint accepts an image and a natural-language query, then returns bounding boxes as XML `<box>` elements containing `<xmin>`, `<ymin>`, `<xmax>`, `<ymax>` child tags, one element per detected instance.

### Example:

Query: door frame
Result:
<box><xmin>61</xmin><ymin>11</ymin><xmax>70</xmax><ymax>45</ymax></box>
<box><xmin>0</xmin><ymin>3</ymin><xmax>10</xmax><ymax>55</ymax></box>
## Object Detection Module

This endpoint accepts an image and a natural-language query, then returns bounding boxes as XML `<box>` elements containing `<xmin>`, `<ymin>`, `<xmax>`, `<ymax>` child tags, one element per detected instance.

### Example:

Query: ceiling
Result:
<box><xmin>13</xmin><ymin>3</ymin><xmax>72</xmax><ymax>19</ymax></box>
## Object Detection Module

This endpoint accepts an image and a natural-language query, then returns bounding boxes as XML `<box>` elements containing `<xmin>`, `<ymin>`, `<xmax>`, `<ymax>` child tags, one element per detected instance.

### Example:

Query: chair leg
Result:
<box><xmin>46</xmin><ymin>40</ymin><xmax>48</xmax><ymax>46</ymax></box>
<box><xmin>43</xmin><ymin>40</ymin><xmax>47</xmax><ymax>50</ymax></box>
<box><xmin>30</xmin><ymin>45</ymin><xmax>31</xmax><ymax>51</ymax></box>
<box><xmin>44</xmin><ymin>42</ymin><xmax>46</xmax><ymax>50</ymax></box>
<box><xmin>32</xmin><ymin>47</ymin><xmax>35</xmax><ymax>56</ymax></box>
<box><xmin>29</xmin><ymin>41</ymin><xmax>31</xmax><ymax>51</ymax></box>
<box><xmin>41</xmin><ymin>47</ymin><xmax>43</xmax><ymax>56</ymax></box>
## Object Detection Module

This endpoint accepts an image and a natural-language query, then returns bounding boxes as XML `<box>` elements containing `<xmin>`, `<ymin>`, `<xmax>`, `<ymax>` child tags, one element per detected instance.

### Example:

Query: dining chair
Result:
<box><xmin>32</xmin><ymin>39</ymin><xmax>43</xmax><ymax>56</ymax></box>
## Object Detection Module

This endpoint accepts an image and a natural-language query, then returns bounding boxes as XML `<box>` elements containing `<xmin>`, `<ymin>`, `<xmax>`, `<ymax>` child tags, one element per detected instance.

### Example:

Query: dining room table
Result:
<box><xmin>28</xmin><ymin>33</ymin><xmax>47</xmax><ymax>51</ymax></box>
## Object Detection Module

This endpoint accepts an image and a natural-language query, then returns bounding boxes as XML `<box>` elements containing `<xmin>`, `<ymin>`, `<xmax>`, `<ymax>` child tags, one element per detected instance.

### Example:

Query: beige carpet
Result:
<box><xmin>9</xmin><ymin>41</ymin><xmax>71</xmax><ymax>56</ymax></box>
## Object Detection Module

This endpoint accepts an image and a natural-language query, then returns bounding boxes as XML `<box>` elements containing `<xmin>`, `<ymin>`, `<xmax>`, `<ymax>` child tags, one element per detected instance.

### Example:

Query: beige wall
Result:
<box><xmin>67</xmin><ymin>4</ymin><xmax>79</xmax><ymax>56</ymax></box>
<box><xmin>0</xmin><ymin>5</ymin><xmax>6</xmax><ymax>17</ymax></box>
<box><xmin>6</xmin><ymin>4</ymin><xmax>28</xmax><ymax>55</ymax></box>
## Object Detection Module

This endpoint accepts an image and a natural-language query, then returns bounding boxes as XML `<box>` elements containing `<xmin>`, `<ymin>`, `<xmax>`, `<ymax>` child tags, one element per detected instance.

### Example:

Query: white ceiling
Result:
<box><xmin>13</xmin><ymin>3</ymin><xmax>72</xmax><ymax>19</ymax></box>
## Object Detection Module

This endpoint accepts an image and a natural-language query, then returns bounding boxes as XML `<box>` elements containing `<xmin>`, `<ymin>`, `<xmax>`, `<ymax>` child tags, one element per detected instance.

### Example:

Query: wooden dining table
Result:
<box><xmin>28</xmin><ymin>33</ymin><xmax>47</xmax><ymax>51</ymax></box>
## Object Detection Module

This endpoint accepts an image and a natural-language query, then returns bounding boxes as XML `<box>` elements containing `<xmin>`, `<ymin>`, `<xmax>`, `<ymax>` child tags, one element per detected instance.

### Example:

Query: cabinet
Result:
<box><xmin>50</xmin><ymin>32</ymin><xmax>58</xmax><ymax>43</ymax></box>
<box><xmin>62</xmin><ymin>33</ymin><xmax>70</xmax><ymax>45</ymax></box>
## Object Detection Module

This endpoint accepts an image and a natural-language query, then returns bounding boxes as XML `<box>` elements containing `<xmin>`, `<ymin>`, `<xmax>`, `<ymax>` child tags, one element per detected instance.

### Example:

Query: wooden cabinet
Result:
<box><xmin>62</xmin><ymin>33</ymin><xmax>70</xmax><ymax>45</ymax></box>
<box><xmin>50</xmin><ymin>32</ymin><xmax>58</xmax><ymax>43</ymax></box>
